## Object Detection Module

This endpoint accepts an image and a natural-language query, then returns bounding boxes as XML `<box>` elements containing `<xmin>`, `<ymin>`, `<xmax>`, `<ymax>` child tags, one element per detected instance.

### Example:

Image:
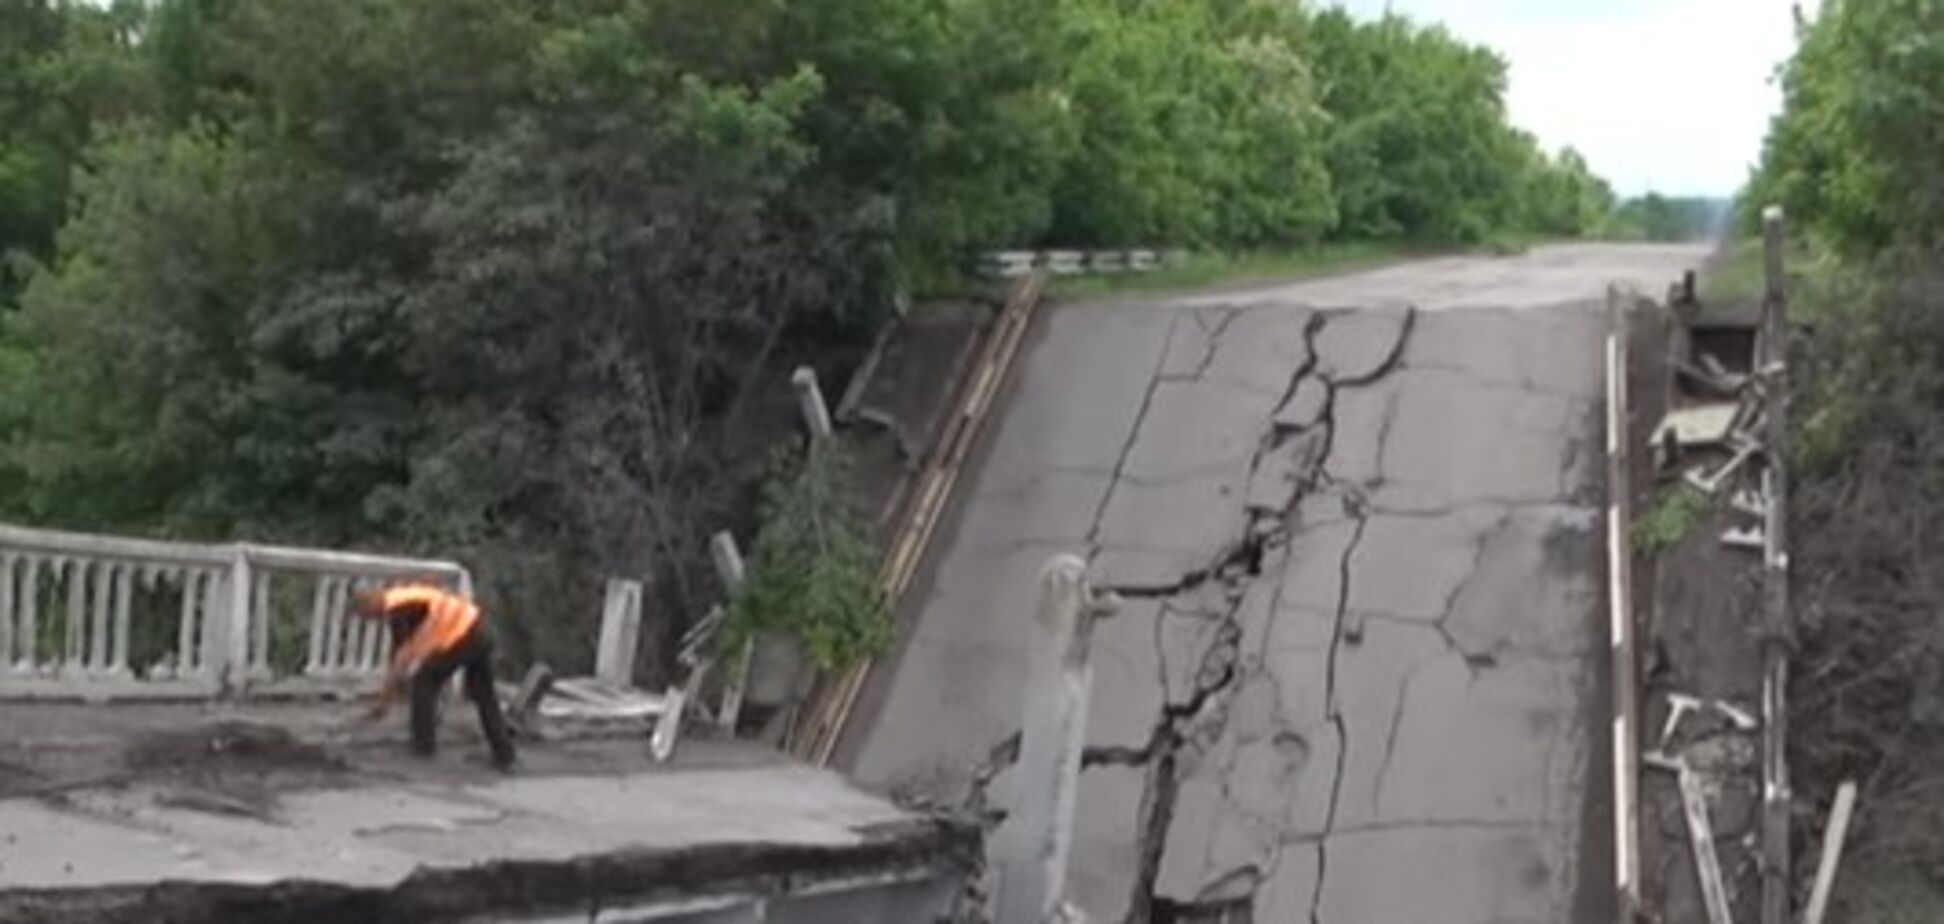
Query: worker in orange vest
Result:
<box><xmin>351</xmin><ymin>582</ymin><xmax>517</xmax><ymax>770</ymax></box>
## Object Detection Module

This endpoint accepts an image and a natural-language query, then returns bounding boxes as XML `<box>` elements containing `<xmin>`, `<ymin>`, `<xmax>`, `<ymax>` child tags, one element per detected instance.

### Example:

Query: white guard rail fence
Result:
<box><xmin>0</xmin><ymin>522</ymin><xmax>471</xmax><ymax>700</ymax></box>
<box><xmin>977</xmin><ymin>249</ymin><xmax>1186</xmax><ymax>278</ymax></box>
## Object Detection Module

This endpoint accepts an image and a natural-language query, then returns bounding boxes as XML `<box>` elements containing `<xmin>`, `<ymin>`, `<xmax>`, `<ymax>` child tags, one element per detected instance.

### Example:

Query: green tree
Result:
<box><xmin>1309</xmin><ymin>10</ymin><xmax>1529</xmax><ymax>243</ymax></box>
<box><xmin>0</xmin><ymin>0</ymin><xmax>151</xmax><ymax>308</ymax></box>
<box><xmin>0</xmin><ymin>0</ymin><xmax>1629</xmax><ymax>675</ymax></box>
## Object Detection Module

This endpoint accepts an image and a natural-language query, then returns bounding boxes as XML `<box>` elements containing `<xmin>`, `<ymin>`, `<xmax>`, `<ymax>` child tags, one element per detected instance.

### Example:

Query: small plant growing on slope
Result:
<box><xmin>725</xmin><ymin>443</ymin><xmax>888</xmax><ymax>671</ymax></box>
<box><xmin>1634</xmin><ymin>484</ymin><xmax>1716</xmax><ymax>556</ymax></box>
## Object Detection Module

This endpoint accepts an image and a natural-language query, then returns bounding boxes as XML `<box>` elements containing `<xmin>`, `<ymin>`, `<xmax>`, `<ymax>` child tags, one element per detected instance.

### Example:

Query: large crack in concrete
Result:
<box><xmin>1073</xmin><ymin>305</ymin><xmax>1419</xmax><ymax>923</ymax></box>
<box><xmin>1309</xmin><ymin>499</ymin><xmax>1366</xmax><ymax>924</ymax></box>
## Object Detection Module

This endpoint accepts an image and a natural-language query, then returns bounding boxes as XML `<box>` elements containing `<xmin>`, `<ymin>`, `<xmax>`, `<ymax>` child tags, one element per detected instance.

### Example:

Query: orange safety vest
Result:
<box><xmin>380</xmin><ymin>584</ymin><xmax>480</xmax><ymax>667</ymax></box>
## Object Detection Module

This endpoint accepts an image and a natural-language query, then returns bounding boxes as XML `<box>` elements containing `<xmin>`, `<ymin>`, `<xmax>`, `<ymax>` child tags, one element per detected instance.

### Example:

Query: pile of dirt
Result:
<box><xmin>118</xmin><ymin>720</ymin><xmax>351</xmax><ymax>812</ymax></box>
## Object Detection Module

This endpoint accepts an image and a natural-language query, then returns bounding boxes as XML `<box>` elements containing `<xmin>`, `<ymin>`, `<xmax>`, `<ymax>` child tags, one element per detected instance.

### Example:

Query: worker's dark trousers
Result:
<box><xmin>409</xmin><ymin>627</ymin><xmax>517</xmax><ymax>769</ymax></box>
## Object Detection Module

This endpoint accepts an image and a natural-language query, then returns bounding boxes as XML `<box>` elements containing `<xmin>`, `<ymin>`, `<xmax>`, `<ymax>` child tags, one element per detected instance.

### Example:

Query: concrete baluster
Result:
<box><xmin>63</xmin><ymin>558</ymin><xmax>85</xmax><ymax>673</ymax></box>
<box><xmin>596</xmin><ymin>578</ymin><xmax>645</xmax><ymax>686</ymax></box>
<box><xmin>199</xmin><ymin>567</ymin><xmax>225</xmax><ymax>676</ymax></box>
<box><xmin>175</xmin><ymin>570</ymin><xmax>199</xmax><ymax>678</ymax></box>
<box><xmin>322</xmin><ymin>576</ymin><xmax>349</xmax><ymax>676</ymax></box>
<box><xmin>109</xmin><ymin>564</ymin><xmax>133</xmax><ymax>674</ymax></box>
<box><xmin>306</xmin><ymin>576</ymin><xmax>336</xmax><ymax>675</ymax></box>
<box><xmin>18</xmin><ymin>556</ymin><xmax>40</xmax><ymax>672</ymax></box>
<box><xmin>358</xmin><ymin>581</ymin><xmax>385</xmax><ymax>671</ymax></box>
<box><xmin>0</xmin><ymin>552</ymin><xmax>14</xmax><ymax>670</ymax></box>
<box><xmin>88</xmin><ymin>562</ymin><xmax>113</xmax><ymax>673</ymax></box>
<box><xmin>221</xmin><ymin>551</ymin><xmax>252</xmax><ymax>693</ymax></box>
<box><xmin>250</xmin><ymin>571</ymin><xmax>272</xmax><ymax>677</ymax></box>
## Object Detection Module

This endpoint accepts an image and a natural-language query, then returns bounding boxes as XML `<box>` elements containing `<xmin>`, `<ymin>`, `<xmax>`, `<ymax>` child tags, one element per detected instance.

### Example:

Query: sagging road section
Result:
<box><xmin>837</xmin><ymin>243</ymin><xmax>1709</xmax><ymax>922</ymax></box>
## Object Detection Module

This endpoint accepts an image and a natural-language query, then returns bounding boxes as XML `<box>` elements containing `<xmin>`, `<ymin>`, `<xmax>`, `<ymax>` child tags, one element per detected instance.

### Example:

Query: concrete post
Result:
<box><xmin>712</xmin><ymin>531</ymin><xmax>754</xmax><ymax>731</ymax></box>
<box><xmin>994</xmin><ymin>555</ymin><xmax>1113</xmax><ymax>924</ymax></box>
<box><xmin>790</xmin><ymin>367</ymin><xmax>834</xmax><ymax>442</ymax></box>
<box><xmin>222</xmin><ymin>549</ymin><xmax>252</xmax><ymax>696</ymax></box>
<box><xmin>595</xmin><ymin>578</ymin><xmax>644</xmax><ymax>686</ymax></box>
<box><xmin>711</xmin><ymin>531</ymin><xmax>748</xmax><ymax>589</ymax></box>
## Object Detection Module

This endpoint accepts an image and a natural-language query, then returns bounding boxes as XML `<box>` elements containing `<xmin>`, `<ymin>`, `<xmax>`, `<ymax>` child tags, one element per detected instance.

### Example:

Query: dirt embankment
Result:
<box><xmin>1785</xmin><ymin>271</ymin><xmax>1944</xmax><ymax>919</ymax></box>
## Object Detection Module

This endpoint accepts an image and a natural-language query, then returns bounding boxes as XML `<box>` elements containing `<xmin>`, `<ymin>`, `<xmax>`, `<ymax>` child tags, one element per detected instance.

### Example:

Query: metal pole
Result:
<box><xmin>1758</xmin><ymin>205</ymin><xmax>1793</xmax><ymax>924</ymax></box>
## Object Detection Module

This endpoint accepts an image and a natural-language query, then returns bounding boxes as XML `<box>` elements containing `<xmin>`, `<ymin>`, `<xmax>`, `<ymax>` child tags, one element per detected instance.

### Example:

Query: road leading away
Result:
<box><xmin>839</xmin><ymin>243</ymin><xmax>1708</xmax><ymax>922</ymax></box>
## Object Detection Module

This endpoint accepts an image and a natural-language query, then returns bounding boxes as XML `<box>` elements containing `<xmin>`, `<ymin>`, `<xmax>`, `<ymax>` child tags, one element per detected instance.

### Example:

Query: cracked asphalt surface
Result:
<box><xmin>840</xmin><ymin>243</ymin><xmax>1707</xmax><ymax>922</ymax></box>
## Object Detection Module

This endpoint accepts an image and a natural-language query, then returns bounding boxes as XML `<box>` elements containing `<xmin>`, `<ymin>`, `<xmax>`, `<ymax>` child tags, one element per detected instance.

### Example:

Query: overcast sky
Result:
<box><xmin>1336</xmin><ymin>0</ymin><xmax>1800</xmax><ymax>197</ymax></box>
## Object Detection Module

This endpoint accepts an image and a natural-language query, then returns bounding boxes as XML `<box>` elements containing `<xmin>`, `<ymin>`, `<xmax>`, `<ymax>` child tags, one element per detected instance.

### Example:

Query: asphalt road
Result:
<box><xmin>839</xmin><ymin>243</ymin><xmax>1709</xmax><ymax>922</ymax></box>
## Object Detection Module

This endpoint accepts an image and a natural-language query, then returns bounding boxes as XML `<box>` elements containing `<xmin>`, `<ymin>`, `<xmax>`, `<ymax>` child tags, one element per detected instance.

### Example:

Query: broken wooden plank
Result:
<box><xmin>1679</xmin><ymin>764</ymin><xmax>1736</xmax><ymax>924</ymax></box>
<box><xmin>1723</xmin><ymin>525</ymin><xmax>1765</xmax><ymax>550</ymax></box>
<box><xmin>1684</xmin><ymin>439</ymin><xmax>1763</xmax><ymax>494</ymax></box>
<box><xmin>1802</xmin><ymin>780</ymin><xmax>1858</xmax><ymax>924</ymax></box>
<box><xmin>1674</xmin><ymin>359</ymin><xmax>1745</xmax><ymax>397</ymax></box>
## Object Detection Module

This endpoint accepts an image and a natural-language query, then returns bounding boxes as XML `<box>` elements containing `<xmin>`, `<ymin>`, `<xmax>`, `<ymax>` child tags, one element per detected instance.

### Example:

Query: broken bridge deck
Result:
<box><xmin>0</xmin><ymin>701</ymin><xmax>974</xmax><ymax>922</ymax></box>
<box><xmin>835</xmin><ymin>244</ymin><xmax>1709</xmax><ymax>922</ymax></box>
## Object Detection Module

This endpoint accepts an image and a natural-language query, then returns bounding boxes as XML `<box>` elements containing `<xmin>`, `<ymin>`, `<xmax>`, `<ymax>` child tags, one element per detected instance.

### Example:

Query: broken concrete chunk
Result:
<box><xmin>1653</xmin><ymin>403</ymin><xmax>1738</xmax><ymax>449</ymax></box>
<box><xmin>1272</xmin><ymin>375</ymin><xmax>1329</xmax><ymax>432</ymax></box>
<box><xmin>1245</xmin><ymin>430</ymin><xmax>1327</xmax><ymax>514</ymax></box>
<box><xmin>1314</xmin><ymin>306</ymin><xmax>1413</xmax><ymax>383</ymax></box>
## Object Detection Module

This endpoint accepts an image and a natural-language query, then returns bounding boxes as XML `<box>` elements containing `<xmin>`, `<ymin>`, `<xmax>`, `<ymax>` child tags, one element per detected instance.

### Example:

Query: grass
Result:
<box><xmin>1634</xmin><ymin>484</ymin><xmax>1716</xmax><ymax>556</ymax></box>
<box><xmin>1699</xmin><ymin>234</ymin><xmax>1829</xmax><ymax>308</ymax></box>
<box><xmin>1699</xmin><ymin>237</ymin><xmax>1768</xmax><ymax>305</ymax></box>
<box><xmin>1047</xmin><ymin>241</ymin><xmax>1423</xmax><ymax>300</ymax></box>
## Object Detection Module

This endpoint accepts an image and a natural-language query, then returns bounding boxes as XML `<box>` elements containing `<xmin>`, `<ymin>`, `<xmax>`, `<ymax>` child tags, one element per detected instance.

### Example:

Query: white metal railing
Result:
<box><xmin>977</xmin><ymin>249</ymin><xmax>1185</xmax><ymax>279</ymax></box>
<box><xmin>0</xmin><ymin>522</ymin><xmax>470</xmax><ymax>700</ymax></box>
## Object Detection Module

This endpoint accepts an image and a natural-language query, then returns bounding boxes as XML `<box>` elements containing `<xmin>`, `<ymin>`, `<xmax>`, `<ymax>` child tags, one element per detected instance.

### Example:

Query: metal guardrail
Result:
<box><xmin>1606</xmin><ymin>290</ymin><xmax>1643</xmax><ymax>918</ymax></box>
<box><xmin>0</xmin><ymin>522</ymin><xmax>470</xmax><ymax>700</ymax></box>
<box><xmin>789</xmin><ymin>267</ymin><xmax>1052</xmax><ymax>764</ymax></box>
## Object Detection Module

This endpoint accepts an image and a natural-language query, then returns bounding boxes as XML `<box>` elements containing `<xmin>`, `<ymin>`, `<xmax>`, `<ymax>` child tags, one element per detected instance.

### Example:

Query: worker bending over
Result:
<box><xmin>352</xmin><ymin>582</ymin><xmax>517</xmax><ymax>770</ymax></box>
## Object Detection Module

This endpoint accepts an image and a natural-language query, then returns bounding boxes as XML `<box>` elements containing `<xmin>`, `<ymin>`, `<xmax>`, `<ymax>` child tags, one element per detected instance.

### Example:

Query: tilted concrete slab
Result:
<box><xmin>837</xmin><ymin>244</ymin><xmax>1707</xmax><ymax>922</ymax></box>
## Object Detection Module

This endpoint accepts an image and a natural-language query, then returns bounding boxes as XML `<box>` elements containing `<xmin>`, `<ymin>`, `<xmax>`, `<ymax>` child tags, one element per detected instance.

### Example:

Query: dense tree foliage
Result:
<box><xmin>0</xmin><ymin>0</ymin><xmax>1624</xmax><ymax>670</ymax></box>
<box><xmin>1746</xmin><ymin>0</ymin><xmax>1944</xmax><ymax>255</ymax></box>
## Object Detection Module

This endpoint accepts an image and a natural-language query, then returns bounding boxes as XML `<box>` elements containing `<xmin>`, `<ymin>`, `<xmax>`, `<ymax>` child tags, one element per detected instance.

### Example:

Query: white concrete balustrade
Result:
<box><xmin>0</xmin><ymin>522</ymin><xmax>470</xmax><ymax>700</ymax></box>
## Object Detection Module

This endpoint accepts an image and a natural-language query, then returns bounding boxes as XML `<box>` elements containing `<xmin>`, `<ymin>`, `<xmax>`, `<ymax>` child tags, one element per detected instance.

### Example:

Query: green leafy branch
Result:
<box><xmin>724</xmin><ymin>442</ymin><xmax>888</xmax><ymax>672</ymax></box>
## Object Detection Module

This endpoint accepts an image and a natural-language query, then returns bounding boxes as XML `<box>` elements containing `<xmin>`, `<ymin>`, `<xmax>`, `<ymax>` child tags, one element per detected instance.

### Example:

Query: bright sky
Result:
<box><xmin>1336</xmin><ymin>0</ymin><xmax>1800</xmax><ymax>197</ymax></box>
